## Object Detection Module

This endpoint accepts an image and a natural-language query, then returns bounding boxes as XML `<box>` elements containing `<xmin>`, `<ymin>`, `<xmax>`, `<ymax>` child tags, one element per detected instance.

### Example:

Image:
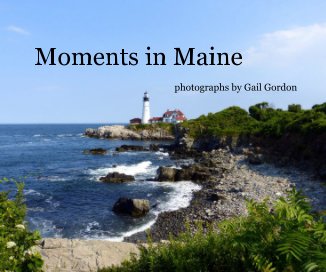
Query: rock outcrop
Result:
<box><xmin>85</xmin><ymin>125</ymin><xmax>174</xmax><ymax>140</ymax></box>
<box><xmin>83</xmin><ymin>148</ymin><xmax>107</xmax><ymax>155</ymax></box>
<box><xmin>113</xmin><ymin>198</ymin><xmax>150</xmax><ymax>217</ymax></box>
<box><xmin>100</xmin><ymin>172</ymin><xmax>135</xmax><ymax>183</ymax></box>
<box><xmin>85</xmin><ymin>126</ymin><xmax>141</xmax><ymax>140</ymax></box>
<box><xmin>156</xmin><ymin>166</ymin><xmax>177</xmax><ymax>181</ymax></box>
<box><xmin>174</xmin><ymin>124</ymin><xmax>326</xmax><ymax>181</ymax></box>
<box><xmin>115</xmin><ymin>144</ymin><xmax>159</xmax><ymax>152</ymax></box>
<box><xmin>156</xmin><ymin>160</ymin><xmax>221</xmax><ymax>182</ymax></box>
<box><xmin>38</xmin><ymin>238</ymin><xmax>139</xmax><ymax>272</ymax></box>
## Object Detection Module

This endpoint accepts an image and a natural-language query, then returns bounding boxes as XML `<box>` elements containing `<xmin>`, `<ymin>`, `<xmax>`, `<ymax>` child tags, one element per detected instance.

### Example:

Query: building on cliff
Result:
<box><xmin>161</xmin><ymin>109</ymin><xmax>186</xmax><ymax>123</ymax></box>
<box><xmin>129</xmin><ymin>118</ymin><xmax>141</xmax><ymax>125</ymax></box>
<box><xmin>129</xmin><ymin>93</ymin><xmax>186</xmax><ymax>125</ymax></box>
<box><xmin>148</xmin><ymin>109</ymin><xmax>186</xmax><ymax>124</ymax></box>
<box><xmin>148</xmin><ymin>117</ymin><xmax>163</xmax><ymax>124</ymax></box>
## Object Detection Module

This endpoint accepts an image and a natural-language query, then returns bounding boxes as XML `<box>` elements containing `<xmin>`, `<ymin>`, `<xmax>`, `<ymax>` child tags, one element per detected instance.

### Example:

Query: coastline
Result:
<box><xmin>125</xmin><ymin>148</ymin><xmax>326</xmax><ymax>242</ymax></box>
<box><xmin>81</xmin><ymin>124</ymin><xmax>326</xmax><ymax>242</ymax></box>
<box><xmin>37</xmin><ymin>146</ymin><xmax>326</xmax><ymax>271</ymax></box>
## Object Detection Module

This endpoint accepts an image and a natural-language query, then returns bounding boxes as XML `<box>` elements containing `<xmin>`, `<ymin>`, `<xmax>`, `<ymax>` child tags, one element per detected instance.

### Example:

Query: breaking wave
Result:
<box><xmin>88</xmin><ymin>161</ymin><xmax>156</xmax><ymax>180</ymax></box>
<box><xmin>95</xmin><ymin>181</ymin><xmax>201</xmax><ymax>241</ymax></box>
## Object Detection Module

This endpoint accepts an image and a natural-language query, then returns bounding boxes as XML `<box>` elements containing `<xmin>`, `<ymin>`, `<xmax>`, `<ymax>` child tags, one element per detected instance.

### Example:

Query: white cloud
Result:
<box><xmin>6</xmin><ymin>25</ymin><xmax>30</xmax><ymax>35</ymax></box>
<box><xmin>246</xmin><ymin>23</ymin><xmax>326</xmax><ymax>67</ymax></box>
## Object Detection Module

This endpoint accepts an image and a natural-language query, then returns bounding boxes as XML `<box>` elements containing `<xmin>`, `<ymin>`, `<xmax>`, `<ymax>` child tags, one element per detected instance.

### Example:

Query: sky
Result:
<box><xmin>0</xmin><ymin>0</ymin><xmax>326</xmax><ymax>123</ymax></box>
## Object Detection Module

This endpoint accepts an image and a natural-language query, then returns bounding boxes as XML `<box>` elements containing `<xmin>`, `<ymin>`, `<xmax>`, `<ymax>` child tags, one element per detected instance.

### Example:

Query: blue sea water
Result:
<box><xmin>0</xmin><ymin>124</ymin><xmax>200</xmax><ymax>241</ymax></box>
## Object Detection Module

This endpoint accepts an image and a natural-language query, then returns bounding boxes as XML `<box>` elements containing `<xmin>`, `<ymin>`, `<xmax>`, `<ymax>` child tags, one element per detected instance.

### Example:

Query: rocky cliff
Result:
<box><xmin>85</xmin><ymin>125</ymin><xmax>174</xmax><ymax>140</ymax></box>
<box><xmin>173</xmin><ymin>125</ymin><xmax>326</xmax><ymax>180</ymax></box>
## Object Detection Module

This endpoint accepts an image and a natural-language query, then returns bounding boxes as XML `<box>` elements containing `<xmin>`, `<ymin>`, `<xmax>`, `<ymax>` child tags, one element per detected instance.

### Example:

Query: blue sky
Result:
<box><xmin>1</xmin><ymin>0</ymin><xmax>326</xmax><ymax>123</ymax></box>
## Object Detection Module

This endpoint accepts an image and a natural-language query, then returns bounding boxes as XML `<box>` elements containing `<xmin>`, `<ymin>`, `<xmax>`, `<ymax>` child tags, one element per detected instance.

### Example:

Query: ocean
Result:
<box><xmin>0</xmin><ymin>124</ymin><xmax>200</xmax><ymax>241</ymax></box>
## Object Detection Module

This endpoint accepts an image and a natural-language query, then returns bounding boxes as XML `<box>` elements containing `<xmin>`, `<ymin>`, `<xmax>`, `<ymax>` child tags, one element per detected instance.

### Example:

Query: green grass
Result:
<box><xmin>128</xmin><ymin>123</ymin><xmax>175</xmax><ymax>134</ymax></box>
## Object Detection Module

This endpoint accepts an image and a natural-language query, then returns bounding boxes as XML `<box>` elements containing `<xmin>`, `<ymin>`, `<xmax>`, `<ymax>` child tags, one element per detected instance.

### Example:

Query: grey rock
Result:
<box><xmin>156</xmin><ymin>167</ymin><xmax>177</xmax><ymax>181</ymax></box>
<box><xmin>247</xmin><ymin>153</ymin><xmax>264</xmax><ymax>165</ymax></box>
<box><xmin>83</xmin><ymin>148</ymin><xmax>107</xmax><ymax>155</ymax></box>
<box><xmin>113</xmin><ymin>198</ymin><xmax>150</xmax><ymax>217</ymax></box>
<box><xmin>100</xmin><ymin>172</ymin><xmax>135</xmax><ymax>183</ymax></box>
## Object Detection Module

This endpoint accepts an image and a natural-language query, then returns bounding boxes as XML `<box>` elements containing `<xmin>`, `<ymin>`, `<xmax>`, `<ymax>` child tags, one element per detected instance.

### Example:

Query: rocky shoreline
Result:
<box><xmin>125</xmin><ymin>147</ymin><xmax>326</xmax><ymax>242</ymax></box>
<box><xmin>39</xmin><ymin>143</ymin><xmax>326</xmax><ymax>271</ymax></box>
<box><xmin>82</xmin><ymin>125</ymin><xmax>326</xmax><ymax>242</ymax></box>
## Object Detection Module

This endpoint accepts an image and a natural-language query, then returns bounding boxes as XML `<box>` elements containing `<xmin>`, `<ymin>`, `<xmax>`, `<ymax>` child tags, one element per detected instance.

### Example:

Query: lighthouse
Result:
<box><xmin>142</xmin><ymin>92</ymin><xmax>151</xmax><ymax>124</ymax></box>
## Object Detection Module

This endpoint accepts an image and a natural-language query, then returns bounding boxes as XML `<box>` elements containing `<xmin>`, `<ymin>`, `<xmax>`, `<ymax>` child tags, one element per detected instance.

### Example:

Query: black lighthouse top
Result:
<box><xmin>143</xmin><ymin>92</ymin><xmax>149</xmax><ymax>102</ymax></box>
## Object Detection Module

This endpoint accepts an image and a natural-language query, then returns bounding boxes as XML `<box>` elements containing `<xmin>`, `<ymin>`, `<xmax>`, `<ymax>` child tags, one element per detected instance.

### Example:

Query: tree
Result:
<box><xmin>288</xmin><ymin>104</ymin><xmax>302</xmax><ymax>113</ymax></box>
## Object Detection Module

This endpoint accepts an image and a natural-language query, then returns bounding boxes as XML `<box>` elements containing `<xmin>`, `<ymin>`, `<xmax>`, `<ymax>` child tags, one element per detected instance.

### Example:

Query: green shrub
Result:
<box><xmin>0</xmin><ymin>178</ymin><xmax>43</xmax><ymax>272</ymax></box>
<box><xmin>288</xmin><ymin>104</ymin><xmax>302</xmax><ymax>113</ymax></box>
<box><xmin>181</xmin><ymin>102</ymin><xmax>326</xmax><ymax>139</ymax></box>
<box><xmin>182</xmin><ymin>106</ymin><xmax>259</xmax><ymax>137</ymax></box>
<box><xmin>99</xmin><ymin>190</ymin><xmax>326</xmax><ymax>272</ymax></box>
<box><xmin>312</xmin><ymin>103</ymin><xmax>326</xmax><ymax>114</ymax></box>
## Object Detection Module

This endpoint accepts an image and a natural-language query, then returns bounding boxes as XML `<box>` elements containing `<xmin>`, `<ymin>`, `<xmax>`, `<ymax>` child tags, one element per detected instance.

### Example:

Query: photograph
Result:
<box><xmin>0</xmin><ymin>1</ymin><xmax>325</xmax><ymax>271</ymax></box>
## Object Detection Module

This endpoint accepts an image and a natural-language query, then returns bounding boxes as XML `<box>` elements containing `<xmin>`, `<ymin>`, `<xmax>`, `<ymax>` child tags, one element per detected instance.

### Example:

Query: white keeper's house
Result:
<box><xmin>161</xmin><ymin>109</ymin><xmax>186</xmax><ymax>124</ymax></box>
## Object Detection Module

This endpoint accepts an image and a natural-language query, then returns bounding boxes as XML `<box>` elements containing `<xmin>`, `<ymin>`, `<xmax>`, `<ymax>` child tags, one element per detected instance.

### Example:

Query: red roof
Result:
<box><xmin>163</xmin><ymin>110</ymin><xmax>174</xmax><ymax>116</ymax></box>
<box><xmin>149</xmin><ymin>117</ymin><xmax>163</xmax><ymax>121</ymax></box>
<box><xmin>176</xmin><ymin>115</ymin><xmax>186</xmax><ymax>121</ymax></box>
<box><xmin>163</xmin><ymin>109</ymin><xmax>185</xmax><ymax>118</ymax></box>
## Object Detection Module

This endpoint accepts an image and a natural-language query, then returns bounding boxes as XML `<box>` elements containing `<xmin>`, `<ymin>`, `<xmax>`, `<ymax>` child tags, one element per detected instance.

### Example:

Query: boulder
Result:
<box><xmin>207</xmin><ymin>193</ymin><xmax>226</xmax><ymax>202</ymax></box>
<box><xmin>100</xmin><ymin>172</ymin><xmax>135</xmax><ymax>183</ymax></box>
<box><xmin>116</xmin><ymin>145</ymin><xmax>147</xmax><ymax>152</ymax></box>
<box><xmin>156</xmin><ymin>164</ymin><xmax>213</xmax><ymax>182</ymax></box>
<box><xmin>149</xmin><ymin>144</ymin><xmax>160</xmax><ymax>151</ymax></box>
<box><xmin>192</xmin><ymin>171</ymin><xmax>211</xmax><ymax>181</ymax></box>
<box><xmin>176</xmin><ymin>164</ymin><xmax>211</xmax><ymax>182</ymax></box>
<box><xmin>175</xmin><ymin>168</ymin><xmax>193</xmax><ymax>181</ymax></box>
<box><xmin>156</xmin><ymin>167</ymin><xmax>177</xmax><ymax>181</ymax></box>
<box><xmin>112</xmin><ymin>198</ymin><xmax>150</xmax><ymax>217</ymax></box>
<box><xmin>83</xmin><ymin>148</ymin><xmax>107</xmax><ymax>155</ymax></box>
<box><xmin>247</xmin><ymin>153</ymin><xmax>264</xmax><ymax>165</ymax></box>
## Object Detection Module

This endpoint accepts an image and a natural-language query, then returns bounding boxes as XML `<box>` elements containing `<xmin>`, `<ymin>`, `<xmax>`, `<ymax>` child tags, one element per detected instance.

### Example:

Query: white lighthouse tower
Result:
<box><xmin>142</xmin><ymin>92</ymin><xmax>151</xmax><ymax>124</ymax></box>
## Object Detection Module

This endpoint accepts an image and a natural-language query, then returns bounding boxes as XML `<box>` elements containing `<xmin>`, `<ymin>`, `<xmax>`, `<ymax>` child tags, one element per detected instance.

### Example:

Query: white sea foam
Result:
<box><xmin>85</xmin><ymin>221</ymin><xmax>100</xmax><ymax>233</ymax></box>
<box><xmin>39</xmin><ymin>175</ymin><xmax>67</xmax><ymax>182</ymax></box>
<box><xmin>57</xmin><ymin>134</ymin><xmax>73</xmax><ymax>137</ymax></box>
<box><xmin>155</xmin><ymin>151</ymin><xmax>169</xmax><ymax>157</ymax></box>
<box><xmin>29</xmin><ymin>218</ymin><xmax>62</xmax><ymax>238</ymax></box>
<box><xmin>48</xmin><ymin>176</ymin><xmax>67</xmax><ymax>182</ymax></box>
<box><xmin>153</xmin><ymin>181</ymin><xmax>201</xmax><ymax>213</ymax></box>
<box><xmin>24</xmin><ymin>189</ymin><xmax>42</xmax><ymax>196</ymax></box>
<box><xmin>32</xmin><ymin>134</ymin><xmax>42</xmax><ymax>137</ymax></box>
<box><xmin>45</xmin><ymin>196</ymin><xmax>60</xmax><ymax>208</ymax></box>
<box><xmin>106</xmin><ymin>219</ymin><xmax>157</xmax><ymax>242</ymax></box>
<box><xmin>89</xmin><ymin>161</ymin><xmax>156</xmax><ymax>180</ymax></box>
<box><xmin>27</xmin><ymin>207</ymin><xmax>45</xmax><ymax>212</ymax></box>
<box><xmin>105</xmin><ymin>181</ymin><xmax>201</xmax><ymax>241</ymax></box>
